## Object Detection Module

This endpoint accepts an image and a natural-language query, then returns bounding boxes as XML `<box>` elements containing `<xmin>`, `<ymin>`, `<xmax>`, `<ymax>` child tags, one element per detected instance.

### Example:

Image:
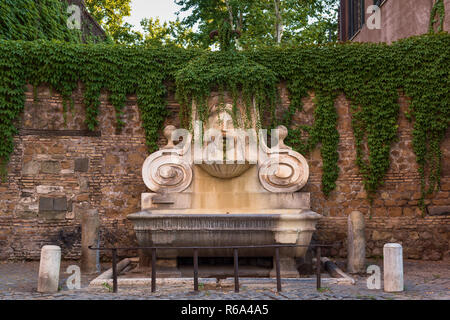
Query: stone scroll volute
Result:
<box><xmin>142</xmin><ymin>125</ymin><xmax>193</xmax><ymax>193</ymax></box>
<box><xmin>258</xmin><ymin>125</ymin><xmax>309</xmax><ymax>193</ymax></box>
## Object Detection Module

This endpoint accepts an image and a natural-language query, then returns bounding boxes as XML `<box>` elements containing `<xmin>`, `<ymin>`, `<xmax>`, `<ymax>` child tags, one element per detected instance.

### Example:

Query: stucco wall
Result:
<box><xmin>352</xmin><ymin>0</ymin><xmax>450</xmax><ymax>43</ymax></box>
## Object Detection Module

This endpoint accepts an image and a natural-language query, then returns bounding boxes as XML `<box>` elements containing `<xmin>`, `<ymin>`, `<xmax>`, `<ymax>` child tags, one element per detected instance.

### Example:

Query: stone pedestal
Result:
<box><xmin>37</xmin><ymin>245</ymin><xmax>61</xmax><ymax>293</ymax></box>
<box><xmin>347</xmin><ymin>211</ymin><xmax>366</xmax><ymax>273</ymax></box>
<box><xmin>81</xmin><ymin>209</ymin><xmax>100</xmax><ymax>274</ymax></box>
<box><xmin>383</xmin><ymin>243</ymin><xmax>404</xmax><ymax>292</ymax></box>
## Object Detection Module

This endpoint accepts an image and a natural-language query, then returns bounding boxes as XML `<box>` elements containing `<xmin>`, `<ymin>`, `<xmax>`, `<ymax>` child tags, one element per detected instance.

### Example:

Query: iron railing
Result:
<box><xmin>89</xmin><ymin>244</ymin><xmax>332</xmax><ymax>294</ymax></box>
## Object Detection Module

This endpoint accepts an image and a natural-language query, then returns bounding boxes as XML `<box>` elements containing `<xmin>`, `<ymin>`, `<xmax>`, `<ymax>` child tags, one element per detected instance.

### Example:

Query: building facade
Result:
<box><xmin>339</xmin><ymin>0</ymin><xmax>450</xmax><ymax>43</ymax></box>
<box><xmin>65</xmin><ymin>0</ymin><xmax>106</xmax><ymax>41</ymax></box>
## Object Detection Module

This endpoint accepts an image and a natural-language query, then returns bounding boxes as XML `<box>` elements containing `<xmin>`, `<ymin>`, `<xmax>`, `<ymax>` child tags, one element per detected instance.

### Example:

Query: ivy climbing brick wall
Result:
<box><xmin>0</xmin><ymin>83</ymin><xmax>448</xmax><ymax>261</ymax></box>
<box><xmin>292</xmin><ymin>91</ymin><xmax>450</xmax><ymax>261</ymax></box>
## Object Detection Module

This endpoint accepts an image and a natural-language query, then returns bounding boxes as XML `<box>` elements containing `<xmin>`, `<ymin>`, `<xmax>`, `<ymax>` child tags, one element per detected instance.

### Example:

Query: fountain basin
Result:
<box><xmin>198</xmin><ymin>163</ymin><xmax>253</xmax><ymax>179</ymax></box>
<box><xmin>127</xmin><ymin>210</ymin><xmax>321</xmax><ymax>258</ymax></box>
<box><xmin>133</xmin><ymin>100</ymin><xmax>320</xmax><ymax>277</ymax></box>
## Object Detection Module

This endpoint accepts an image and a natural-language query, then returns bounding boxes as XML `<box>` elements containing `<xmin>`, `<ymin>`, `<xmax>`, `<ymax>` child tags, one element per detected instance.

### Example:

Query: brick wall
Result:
<box><xmin>0</xmin><ymin>83</ymin><xmax>448</xmax><ymax>261</ymax></box>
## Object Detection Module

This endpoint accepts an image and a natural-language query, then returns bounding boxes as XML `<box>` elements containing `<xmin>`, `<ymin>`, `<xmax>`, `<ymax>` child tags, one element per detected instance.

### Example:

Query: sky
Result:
<box><xmin>123</xmin><ymin>0</ymin><xmax>190</xmax><ymax>33</ymax></box>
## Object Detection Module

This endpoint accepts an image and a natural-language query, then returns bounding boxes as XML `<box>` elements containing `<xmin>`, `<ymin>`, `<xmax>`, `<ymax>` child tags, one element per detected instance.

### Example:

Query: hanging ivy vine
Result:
<box><xmin>281</xmin><ymin>90</ymin><xmax>339</xmax><ymax>197</ymax></box>
<box><xmin>0</xmin><ymin>41</ymin><xmax>26</xmax><ymax>178</ymax></box>
<box><xmin>399</xmin><ymin>35</ymin><xmax>450</xmax><ymax>212</ymax></box>
<box><xmin>175</xmin><ymin>50</ymin><xmax>278</xmax><ymax>130</ymax></box>
<box><xmin>249</xmin><ymin>42</ymin><xmax>402</xmax><ymax>201</ymax></box>
<box><xmin>0</xmin><ymin>0</ymin><xmax>83</xmax><ymax>42</ymax></box>
<box><xmin>249</xmin><ymin>35</ymin><xmax>449</xmax><ymax>208</ymax></box>
<box><xmin>0</xmin><ymin>34</ymin><xmax>449</xmax><ymax>215</ymax></box>
<box><xmin>0</xmin><ymin>40</ymin><xmax>196</xmax><ymax>179</ymax></box>
<box><xmin>429</xmin><ymin>0</ymin><xmax>446</xmax><ymax>33</ymax></box>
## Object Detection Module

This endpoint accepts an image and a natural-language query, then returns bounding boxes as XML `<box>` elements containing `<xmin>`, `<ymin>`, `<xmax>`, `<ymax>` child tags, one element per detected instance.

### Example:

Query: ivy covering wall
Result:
<box><xmin>0</xmin><ymin>0</ymin><xmax>82</xmax><ymax>42</ymax></box>
<box><xmin>0</xmin><ymin>34</ymin><xmax>449</xmax><ymax>213</ymax></box>
<box><xmin>430</xmin><ymin>0</ymin><xmax>446</xmax><ymax>33</ymax></box>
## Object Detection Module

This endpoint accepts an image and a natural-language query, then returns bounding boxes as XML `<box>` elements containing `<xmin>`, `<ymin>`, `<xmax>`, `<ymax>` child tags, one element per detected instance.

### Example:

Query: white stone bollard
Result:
<box><xmin>37</xmin><ymin>245</ymin><xmax>61</xmax><ymax>293</ymax></box>
<box><xmin>383</xmin><ymin>243</ymin><xmax>404</xmax><ymax>292</ymax></box>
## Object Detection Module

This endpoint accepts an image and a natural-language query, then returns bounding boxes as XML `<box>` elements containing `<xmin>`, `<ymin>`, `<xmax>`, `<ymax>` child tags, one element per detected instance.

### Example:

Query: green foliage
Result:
<box><xmin>248</xmin><ymin>42</ymin><xmax>401</xmax><ymax>200</ymax></box>
<box><xmin>101</xmin><ymin>282</ymin><xmax>113</xmax><ymax>292</ymax></box>
<box><xmin>249</xmin><ymin>35</ymin><xmax>449</xmax><ymax>207</ymax></box>
<box><xmin>0</xmin><ymin>0</ymin><xmax>82</xmax><ymax>42</ymax></box>
<box><xmin>398</xmin><ymin>35</ymin><xmax>450</xmax><ymax>213</ymax></box>
<box><xmin>175</xmin><ymin>0</ymin><xmax>339</xmax><ymax>49</ymax></box>
<box><xmin>0</xmin><ymin>41</ymin><xmax>26</xmax><ymax>178</ymax></box>
<box><xmin>108</xmin><ymin>22</ymin><xmax>143</xmax><ymax>45</ymax></box>
<box><xmin>0</xmin><ymin>40</ymin><xmax>195</xmax><ymax>180</ymax></box>
<box><xmin>344</xmin><ymin>45</ymin><xmax>401</xmax><ymax>201</ymax></box>
<box><xmin>217</xmin><ymin>19</ymin><xmax>236</xmax><ymax>51</ymax></box>
<box><xmin>284</xmin><ymin>92</ymin><xmax>339</xmax><ymax>196</ymax></box>
<box><xmin>175</xmin><ymin>50</ymin><xmax>278</xmax><ymax>128</ymax></box>
<box><xmin>84</xmin><ymin>0</ymin><xmax>135</xmax><ymax>43</ymax></box>
<box><xmin>140</xmin><ymin>18</ymin><xmax>199</xmax><ymax>48</ymax></box>
<box><xmin>429</xmin><ymin>0</ymin><xmax>445</xmax><ymax>33</ymax></box>
<box><xmin>0</xmin><ymin>34</ymin><xmax>448</xmax><ymax>215</ymax></box>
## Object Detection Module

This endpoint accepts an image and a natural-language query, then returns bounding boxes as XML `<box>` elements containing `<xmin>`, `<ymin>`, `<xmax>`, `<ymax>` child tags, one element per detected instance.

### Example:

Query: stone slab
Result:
<box><xmin>428</xmin><ymin>206</ymin><xmax>450</xmax><ymax>216</ymax></box>
<box><xmin>141</xmin><ymin>192</ymin><xmax>310</xmax><ymax>210</ymax></box>
<box><xmin>53</xmin><ymin>197</ymin><xmax>68</xmax><ymax>211</ymax></box>
<box><xmin>74</xmin><ymin>158</ymin><xmax>89</xmax><ymax>172</ymax></box>
<box><xmin>39</xmin><ymin>198</ymin><xmax>54</xmax><ymax>211</ymax></box>
<box><xmin>89</xmin><ymin>277</ymin><xmax>354</xmax><ymax>288</ymax></box>
<box><xmin>40</xmin><ymin>161</ymin><xmax>61</xmax><ymax>174</ymax></box>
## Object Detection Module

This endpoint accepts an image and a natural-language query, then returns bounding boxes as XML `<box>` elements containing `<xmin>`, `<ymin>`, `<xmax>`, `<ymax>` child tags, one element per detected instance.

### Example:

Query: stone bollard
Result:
<box><xmin>347</xmin><ymin>211</ymin><xmax>366</xmax><ymax>273</ymax></box>
<box><xmin>81</xmin><ymin>209</ymin><xmax>100</xmax><ymax>274</ymax></box>
<box><xmin>37</xmin><ymin>245</ymin><xmax>61</xmax><ymax>293</ymax></box>
<box><xmin>383</xmin><ymin>243</ymin><xmax>404</xmax><ymax>292</ymax></box>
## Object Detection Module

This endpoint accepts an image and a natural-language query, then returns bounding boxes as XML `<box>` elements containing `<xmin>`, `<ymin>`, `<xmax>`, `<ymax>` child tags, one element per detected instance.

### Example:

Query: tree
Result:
<box><xmin>140</xmin><ymin>18</ymin><xmax>199</xmax><ymax>48</ymax></box>
<box><xmin>280</xmin><ymin>0</ymin><xmax>338</xmax><ymax>45</ymax></box>
<box><xmin>84</xmin><ymin>0</ymin><xmax>141</xmax><ymax>43</ymax></box>
<box><xmin>108</xmin><ymin>22</ymin><xmax>143</xmax><ymax>44</ymax></box>
<box><xmin>175</xmin><ymin>0</ymin><xmax>339</xmax><ymax>49</ymax></box>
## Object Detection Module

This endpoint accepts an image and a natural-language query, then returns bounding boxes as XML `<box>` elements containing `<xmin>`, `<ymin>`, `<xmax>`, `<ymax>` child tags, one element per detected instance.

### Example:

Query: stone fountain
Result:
<box><xmin>128</xmin><ymin>94</ymin><xmax>322</xmax><ymax>277</ymax></box>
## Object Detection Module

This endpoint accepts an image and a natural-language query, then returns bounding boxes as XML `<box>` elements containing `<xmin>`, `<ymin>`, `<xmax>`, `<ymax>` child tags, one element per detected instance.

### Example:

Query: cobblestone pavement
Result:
<box><xmin>0</xmin><ymin>259</ymin><xmax>448</xmax><ymax>300</ymax></box>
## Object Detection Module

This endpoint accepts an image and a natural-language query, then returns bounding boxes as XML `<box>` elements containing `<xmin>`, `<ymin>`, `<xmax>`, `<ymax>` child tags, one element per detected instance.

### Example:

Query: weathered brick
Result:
<box><xmin>22</xmin><ymin>161</ymin><xmax>40</xmax><ymax>175</ymax></box>
<box><xmin>428</xmin><ymin>206</ymin><xmax>450</xmax><ymax>216</ymax></box>
<box><xmin>74</xmin><ymin>158</ymin><xmax>89</xmax><ymax>172</ymax></box>
<box><xmin>38</xmin><ymin>211</ymin><xmax>66</xmax><ymax>220</ymax></box>
<box><xmin>388</xmin><ymin>207</ymin><xmax>403</xmax><ymax>217</ymax></box>
<box><xmin>36</xmin><ymin>185</ymin><xmax>64</xmax><ymax>194</ymax></box>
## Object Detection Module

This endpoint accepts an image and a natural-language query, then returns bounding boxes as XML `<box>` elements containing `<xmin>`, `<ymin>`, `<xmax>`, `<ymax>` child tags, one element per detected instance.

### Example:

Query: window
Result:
<box><xmin>348</xmin><ymin>0</ymin><xmax>365</xmax><ymax>39</ymax></box>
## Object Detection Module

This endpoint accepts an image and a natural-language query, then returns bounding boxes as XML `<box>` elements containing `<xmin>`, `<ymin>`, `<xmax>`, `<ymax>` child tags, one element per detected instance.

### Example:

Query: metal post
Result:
<box><xmin>151</xmin><ymin>248</ymin><xmax>157</xmax><ymax>293</ymax></box>
<box><xmin>112</xmin><ymin>248</ymin><xmax>118</xmax><ymax>293</ymax></box>
<box><xmin>275</xmin><ymin>247</ymin><xmax>282</xmax><ymax>292</ymax></box>
<box><xmin>193</xmin><ymin>248</ymin><xmax>199</xmax><ymax>292</ymax></box>
<box><xmin>316</xmin><ymin>246</ymin><xmax>321</xmax><ymax>290</ymax></box>
<box><xmin>233</xmin><ymin>248</ymin><xmax>239</xmax><ymax>293</ymax></box>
